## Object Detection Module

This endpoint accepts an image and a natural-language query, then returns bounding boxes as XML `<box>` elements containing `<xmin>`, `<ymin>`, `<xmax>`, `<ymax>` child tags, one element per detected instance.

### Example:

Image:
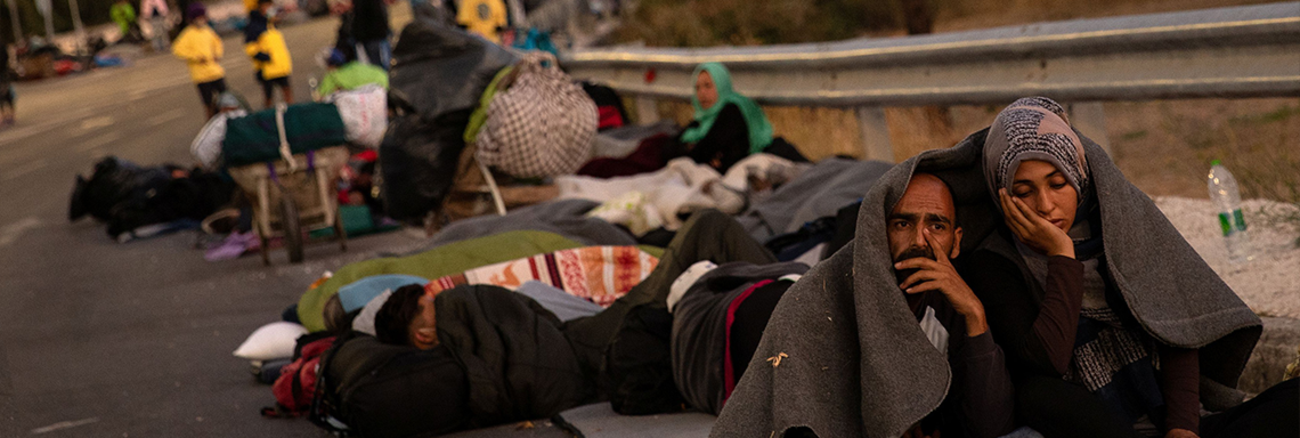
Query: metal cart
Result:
<box><xmin>227</xmin><ymin>146</ymin><xmax>351</xmax><ymax>264</ymax></box>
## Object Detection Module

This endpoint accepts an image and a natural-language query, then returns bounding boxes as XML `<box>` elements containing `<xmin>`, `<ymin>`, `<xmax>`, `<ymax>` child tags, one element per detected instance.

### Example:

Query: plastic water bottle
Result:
<box><xmin>1207</xmin><ymin>160</ymin><xmax>1251</xmax><ymax>262</ymax></box>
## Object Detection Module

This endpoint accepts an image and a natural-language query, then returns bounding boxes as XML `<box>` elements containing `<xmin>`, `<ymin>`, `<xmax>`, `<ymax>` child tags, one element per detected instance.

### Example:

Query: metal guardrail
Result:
<box><xmin>560</xmin><ymin>3</ymin><xmax>1300</xmax><ymax>160</ymax></box>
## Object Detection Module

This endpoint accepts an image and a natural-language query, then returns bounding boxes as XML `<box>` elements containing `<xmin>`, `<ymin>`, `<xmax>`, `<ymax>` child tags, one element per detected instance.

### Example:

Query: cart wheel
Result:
<box><xmin>259</xmin><ymin>234</ymin><xmax>271</xmax><ymax>266</ymax></box>
<box><xmin>280</xmin><ymin>196</ymin><xmax>304</xmax><ymax>264</ymax></box>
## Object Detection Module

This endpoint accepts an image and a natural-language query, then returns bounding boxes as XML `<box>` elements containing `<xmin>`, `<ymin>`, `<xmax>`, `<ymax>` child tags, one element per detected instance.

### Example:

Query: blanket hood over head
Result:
<box><xmin>714</xmin><ymin>120</ymin><xmax>1260</xmax><ymax>438</ymax></box>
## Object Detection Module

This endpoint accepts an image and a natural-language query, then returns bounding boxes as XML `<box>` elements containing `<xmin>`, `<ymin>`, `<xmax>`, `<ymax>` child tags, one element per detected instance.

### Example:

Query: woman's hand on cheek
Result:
<box><xmin>999</xmin><ymin>189</ymin><xmax>1075</xmax><ymax>259</ymax></box>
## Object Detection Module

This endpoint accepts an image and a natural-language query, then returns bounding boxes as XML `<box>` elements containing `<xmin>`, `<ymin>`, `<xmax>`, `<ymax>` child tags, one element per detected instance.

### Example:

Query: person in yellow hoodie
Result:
<box><xmin>456</xmin><ymin>0</ymin><xmax>508</xmax><ymax>44</ymax></box>
<box><xmin>172</xmin><ymin>3</ymin><xmax>227</xmax><ymax>119</ymax></box>
<box><xmin>245</xmin><ymin>0</ymin><xmax>294</xmax><ymax>108</ymax></box>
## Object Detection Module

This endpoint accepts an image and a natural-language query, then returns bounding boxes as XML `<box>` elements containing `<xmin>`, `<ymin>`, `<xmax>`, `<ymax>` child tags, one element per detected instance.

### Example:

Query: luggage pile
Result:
<box><xmin>225</xmin><ymin>12</ymin><xmax>908</xmax><ymax>438</ymax></box>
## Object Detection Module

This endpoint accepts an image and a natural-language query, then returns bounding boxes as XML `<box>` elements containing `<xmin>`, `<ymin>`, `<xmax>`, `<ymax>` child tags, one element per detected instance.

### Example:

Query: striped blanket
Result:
<box><xmin>426</xmin><ymin>246</ymin><xmax>659</xmax><ymax>307</ymax></box>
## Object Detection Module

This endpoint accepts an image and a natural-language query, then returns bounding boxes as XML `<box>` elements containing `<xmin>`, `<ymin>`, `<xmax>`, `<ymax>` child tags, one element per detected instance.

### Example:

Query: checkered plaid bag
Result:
<box><xmin>476</xmin><ymin>52</ymin><xmax>598</xmax><ymax>178</ymax></box>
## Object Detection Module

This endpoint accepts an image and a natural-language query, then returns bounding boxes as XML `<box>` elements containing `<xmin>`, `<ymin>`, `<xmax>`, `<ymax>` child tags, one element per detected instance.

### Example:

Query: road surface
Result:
<box><xmin>0</xmin><ymin>15</ymin><xmax>426</xmax><ymax>437</ymax></box>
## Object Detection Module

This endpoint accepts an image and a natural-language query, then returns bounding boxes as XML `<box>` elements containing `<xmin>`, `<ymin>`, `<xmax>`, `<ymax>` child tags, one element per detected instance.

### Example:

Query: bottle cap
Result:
<box><xmin>1211</xmin><ymin>159</ymin><xmax>1221</xmax><ymax>166</ymax></box>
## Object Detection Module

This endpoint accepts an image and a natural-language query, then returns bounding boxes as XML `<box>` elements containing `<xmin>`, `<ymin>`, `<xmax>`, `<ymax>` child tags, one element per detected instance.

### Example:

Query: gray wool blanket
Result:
<box><xmin>712</xmin><ymin>129</ymin><xmax>1261</xmax><ymax>438</ymax></box>
<box><xmin>736</xmin><ymin>158</ymin><xmax>894</xmax><ymax>242</ymax></box>
<box><xmin>414</xmin><ymin>200</ymin><xmax>638</xmax><ymax>252</ymax></box>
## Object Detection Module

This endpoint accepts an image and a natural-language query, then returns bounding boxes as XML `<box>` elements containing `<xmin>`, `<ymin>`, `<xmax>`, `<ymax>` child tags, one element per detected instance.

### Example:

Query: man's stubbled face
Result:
<box><xmin>887</xmin><ymin>174</ymin><xmax>962</xmax><ymax>284</ymax></box>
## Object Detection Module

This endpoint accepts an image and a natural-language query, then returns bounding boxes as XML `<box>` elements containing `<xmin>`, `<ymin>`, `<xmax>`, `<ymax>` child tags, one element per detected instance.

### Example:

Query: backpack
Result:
<box><xmin>310</xmin><ymin>332</ymin><xmax>471</xmax><ymax>438</ymax></box>
<box><xmin>262</xmin><ymin>334</ymin><xmax>337</xmax><ymax>418</ymax></box>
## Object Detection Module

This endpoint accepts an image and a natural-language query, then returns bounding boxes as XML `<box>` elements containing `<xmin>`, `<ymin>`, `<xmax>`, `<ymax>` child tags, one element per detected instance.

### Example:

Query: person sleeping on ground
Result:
<box><xmin>959</xmin><ymin>97</ymin><xmax>1297</xmax><ymax>438</ymax></box>
<box><xmin>672</xmin><ymin>62</ymin><xmax>807</xmax><ymax>173</ymax></box>
<box><xmin>320</xmin><ymin>210</ymin><xmax>779</xmax><ymax>436</ymax></box>
<box><xmin>714</xmin><ymin>170</ymin><xmax>1017</xmax><ymax>438</ymax></box>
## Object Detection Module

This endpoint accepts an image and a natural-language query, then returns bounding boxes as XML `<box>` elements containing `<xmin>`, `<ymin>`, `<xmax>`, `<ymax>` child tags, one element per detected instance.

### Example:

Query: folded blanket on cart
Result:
<box><xmin>222</xmin><ymin>103</ymin><xmax>348</xmax><ymax>167</ymax></box>
<box><xmin>426</xmin><ymin>246</ymin><xmax>660</xmax><ymax>307</ymax></box>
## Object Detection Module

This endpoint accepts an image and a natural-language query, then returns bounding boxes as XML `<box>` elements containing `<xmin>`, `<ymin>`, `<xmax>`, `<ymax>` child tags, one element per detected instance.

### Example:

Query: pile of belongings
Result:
<box><xmin>244</xmin><ymin>155</ymin><xmax>891</xmax><ymax>433</ymax></box>
<box><xmin>379</xmin><ymin>16</ymin><xmax>518</xmax><ymax>223</ymax></box>
<box><xmin>68</xmin><ymin>156</ymin><xmax>234</xmax><ymax>241</ymax></box>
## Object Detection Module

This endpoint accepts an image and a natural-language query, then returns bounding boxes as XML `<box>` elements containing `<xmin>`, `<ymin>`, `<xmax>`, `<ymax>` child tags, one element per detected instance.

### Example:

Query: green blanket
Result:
<box><xmin>297</xmin><ymin>230</ymin><xmax>664</xmax><ymax>332</ymax></box>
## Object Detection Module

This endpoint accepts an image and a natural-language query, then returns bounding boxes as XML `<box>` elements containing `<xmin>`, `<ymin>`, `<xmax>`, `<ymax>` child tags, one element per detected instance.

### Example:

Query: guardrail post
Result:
<box><xmin>635</xmin><ymin>97</ymin><xmax>660</xmax><ymax>124</ymax></box>
<box><xmin>855</xmin><ymin>107</ymin><xmax>895</xmax><ymax>162</ymax></box>
<box><xmin>1069</xmin><ymin>102</ymin><xmax>1110</xmax><ymax>154</ymax></box>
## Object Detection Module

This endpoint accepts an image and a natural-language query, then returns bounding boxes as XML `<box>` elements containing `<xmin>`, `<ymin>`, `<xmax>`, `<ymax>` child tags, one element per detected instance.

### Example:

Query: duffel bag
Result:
<box><xmin>476</xmin><ymin>52</ymin><xmax>597</xmax><ymax>179</ymax></box>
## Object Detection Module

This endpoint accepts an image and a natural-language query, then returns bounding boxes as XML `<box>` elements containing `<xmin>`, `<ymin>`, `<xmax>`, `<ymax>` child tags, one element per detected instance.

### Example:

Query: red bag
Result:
<box><xmin>264</xmin><ymin>336</ymin><xmax>336</xmax><ymax>416</ymax></box>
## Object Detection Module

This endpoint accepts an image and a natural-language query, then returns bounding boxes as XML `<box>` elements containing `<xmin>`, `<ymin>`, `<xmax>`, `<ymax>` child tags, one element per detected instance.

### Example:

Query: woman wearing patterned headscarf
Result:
<box><xmin>675</xmin><ymin>62</ymin><xmax>805</xmax><ymax>172</ymax></box>
<box><xmin>961</xmin><ymin>97</ymin><xmax>1296</xmax><ymax>438</ymax></box>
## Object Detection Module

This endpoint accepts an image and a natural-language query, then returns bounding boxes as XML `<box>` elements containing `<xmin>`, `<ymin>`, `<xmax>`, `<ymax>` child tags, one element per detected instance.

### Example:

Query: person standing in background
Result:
<box><xmin>110</xmin><ymin>0</ymin><xmax>139</xmax><ymax>43</ymax></box>
<box><xmin>140</xmin><ymin>0</ymin><xmax>171</xmax><ymax>51</ymax></box>
<box><xmin>172</xmin><ymin>3</ymin><xmax>227</xmax><ymax>118</ymax></box>
<box><xmin>0</xmin><ymin>45</ymin><xmax>15</xmax><ymax>127</ymax></box>
<box><xmin>456</xmin><ymin>0</ymin><xmax>507</xmax><ymax>44</ymax></box>
<box><xmin>350</xmin><ymin>0</ymin><xmax>391</xmax><ymax>71</ymax></box>
<box><xmin>245</xmin><ymin>0</ymin><xmax>294</xmax><ymax>108</ymax></box>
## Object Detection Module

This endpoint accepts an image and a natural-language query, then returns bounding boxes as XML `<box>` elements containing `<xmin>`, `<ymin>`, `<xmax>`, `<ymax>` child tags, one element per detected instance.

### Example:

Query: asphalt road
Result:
<box><xmin>0</xmin><ymin>16</ymin><xmax>428</xmax><ymax>437</ymax></box>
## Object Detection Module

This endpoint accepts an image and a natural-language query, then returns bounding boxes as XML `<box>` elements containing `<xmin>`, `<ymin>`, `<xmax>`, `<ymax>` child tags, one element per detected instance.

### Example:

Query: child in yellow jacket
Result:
<box><xmin>245</xmin><ymin>0</ymin><xmax>294</xmax><ymax>108</ymax></box>
<box><xmin>172</xmin><ymin>3</ymin><xmax>227</xmax><ymax>119</ymax></box>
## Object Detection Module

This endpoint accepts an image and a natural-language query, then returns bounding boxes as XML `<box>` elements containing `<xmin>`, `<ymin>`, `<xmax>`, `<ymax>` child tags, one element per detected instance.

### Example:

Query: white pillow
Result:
<box><xmin>232</xmin><ymin>321</ymin><xmax>308</xmax><ymax>360</ymax></box>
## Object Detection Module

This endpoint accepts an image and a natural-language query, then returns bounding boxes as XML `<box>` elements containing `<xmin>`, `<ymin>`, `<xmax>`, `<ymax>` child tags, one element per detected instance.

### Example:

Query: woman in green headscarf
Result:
<box><xmin>677</xmin><ymin>62</ymin><xmax>803</xmax><ymax>172</ymax></box>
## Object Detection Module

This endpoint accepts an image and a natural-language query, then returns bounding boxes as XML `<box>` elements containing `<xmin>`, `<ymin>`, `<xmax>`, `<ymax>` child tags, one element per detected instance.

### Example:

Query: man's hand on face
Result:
<box><xmin>895</xmin><ymin>228</ymin><xmax>989</xmax><ymax>337</ymax></box>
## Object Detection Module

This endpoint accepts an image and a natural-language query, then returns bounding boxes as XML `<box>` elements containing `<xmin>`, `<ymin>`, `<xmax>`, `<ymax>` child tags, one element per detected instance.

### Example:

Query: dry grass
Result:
<box><xmin>1107</xmin><ymin>98</ymin><xmax>1300</xmax><ymax>201</ymax></box>
<box><xmin>934</xmin><ymin>0</ymin><xmax>1284</xmax><ymax>32</ymax></box>
<box><xmin>622</xmin><ymin>0</ymin><xmax>1298</xmax><ymax>203</ymax></box>
<box><xmin>615</xmin><ymin>0</ymin><xmax>1288</xmax><ymax>46</ymax></box>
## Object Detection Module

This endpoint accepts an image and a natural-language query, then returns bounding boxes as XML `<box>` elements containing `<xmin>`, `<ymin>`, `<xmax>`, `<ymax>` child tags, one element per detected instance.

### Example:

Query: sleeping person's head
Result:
<box><xmin>374</xmin><ymin>284</ymin><xmax>439</xmax><ymax>349</ymax></box>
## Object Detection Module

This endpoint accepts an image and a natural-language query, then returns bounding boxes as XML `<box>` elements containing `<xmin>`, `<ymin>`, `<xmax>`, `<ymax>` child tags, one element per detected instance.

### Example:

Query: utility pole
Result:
<box><xmin>36</xmin><ymin>0</ymin><xmax>54</xmax><ymax>39</ymax></box>
<box><xmin>67</xmin><ymin>0</ymin><xmax>86</xmax><ymax>52</ymax></box>
<box><xmin>6</xmin><ymin>0</ymin><xmax>21</xmax><ymax>43</ymax></box>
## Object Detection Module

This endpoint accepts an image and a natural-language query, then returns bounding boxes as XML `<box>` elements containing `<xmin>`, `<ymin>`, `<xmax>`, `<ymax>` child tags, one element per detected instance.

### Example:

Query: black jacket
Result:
<box><xmin>350</xmin><ymin>0</ymin><xmax>390</xmax><ymax>41</ymax></box>
<box><xmin>436</xmin><ymin>285</ymin><xmax>593</xmax><ymax>428</ymax></box>
<box><xmin>682</xmin><ymin>103</ymin><xmax>751</xmax><ymax>173</ymax></box>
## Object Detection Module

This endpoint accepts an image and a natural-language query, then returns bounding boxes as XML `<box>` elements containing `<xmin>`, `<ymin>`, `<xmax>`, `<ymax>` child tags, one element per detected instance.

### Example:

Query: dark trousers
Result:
<box><xmin>1201</xmin><ymin>377</ymin><xmax>1298</xmax><ymax>438</ymax></box>
<box><xmin>563</xmin><ymin>209</ymin><xmax>775</xmax><ymax>376</ymax></box>
<box><xmin>1019</xmin><ymin>375</ymin><xmax>1299</xmax><ymax>438</ymax></box>
<box><xmin>359</xmin><ymin>39</ymin><xmax>391</xmax><ymax>71</ymax></box>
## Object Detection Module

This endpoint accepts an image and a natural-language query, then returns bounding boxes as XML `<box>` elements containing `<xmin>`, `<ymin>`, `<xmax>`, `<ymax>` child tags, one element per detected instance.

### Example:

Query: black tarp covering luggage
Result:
<box><xmin>380</xmin><ymin>18</ymin><xmax>518</xmax><ymax>223</ymax></box>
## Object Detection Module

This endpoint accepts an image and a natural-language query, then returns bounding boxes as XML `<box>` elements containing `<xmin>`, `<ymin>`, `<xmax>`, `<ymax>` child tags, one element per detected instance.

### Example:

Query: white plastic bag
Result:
<box><xmin>327</xmin><ymin>84</ymin><xmax>388</xmax><ymax>148</ymax></box>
